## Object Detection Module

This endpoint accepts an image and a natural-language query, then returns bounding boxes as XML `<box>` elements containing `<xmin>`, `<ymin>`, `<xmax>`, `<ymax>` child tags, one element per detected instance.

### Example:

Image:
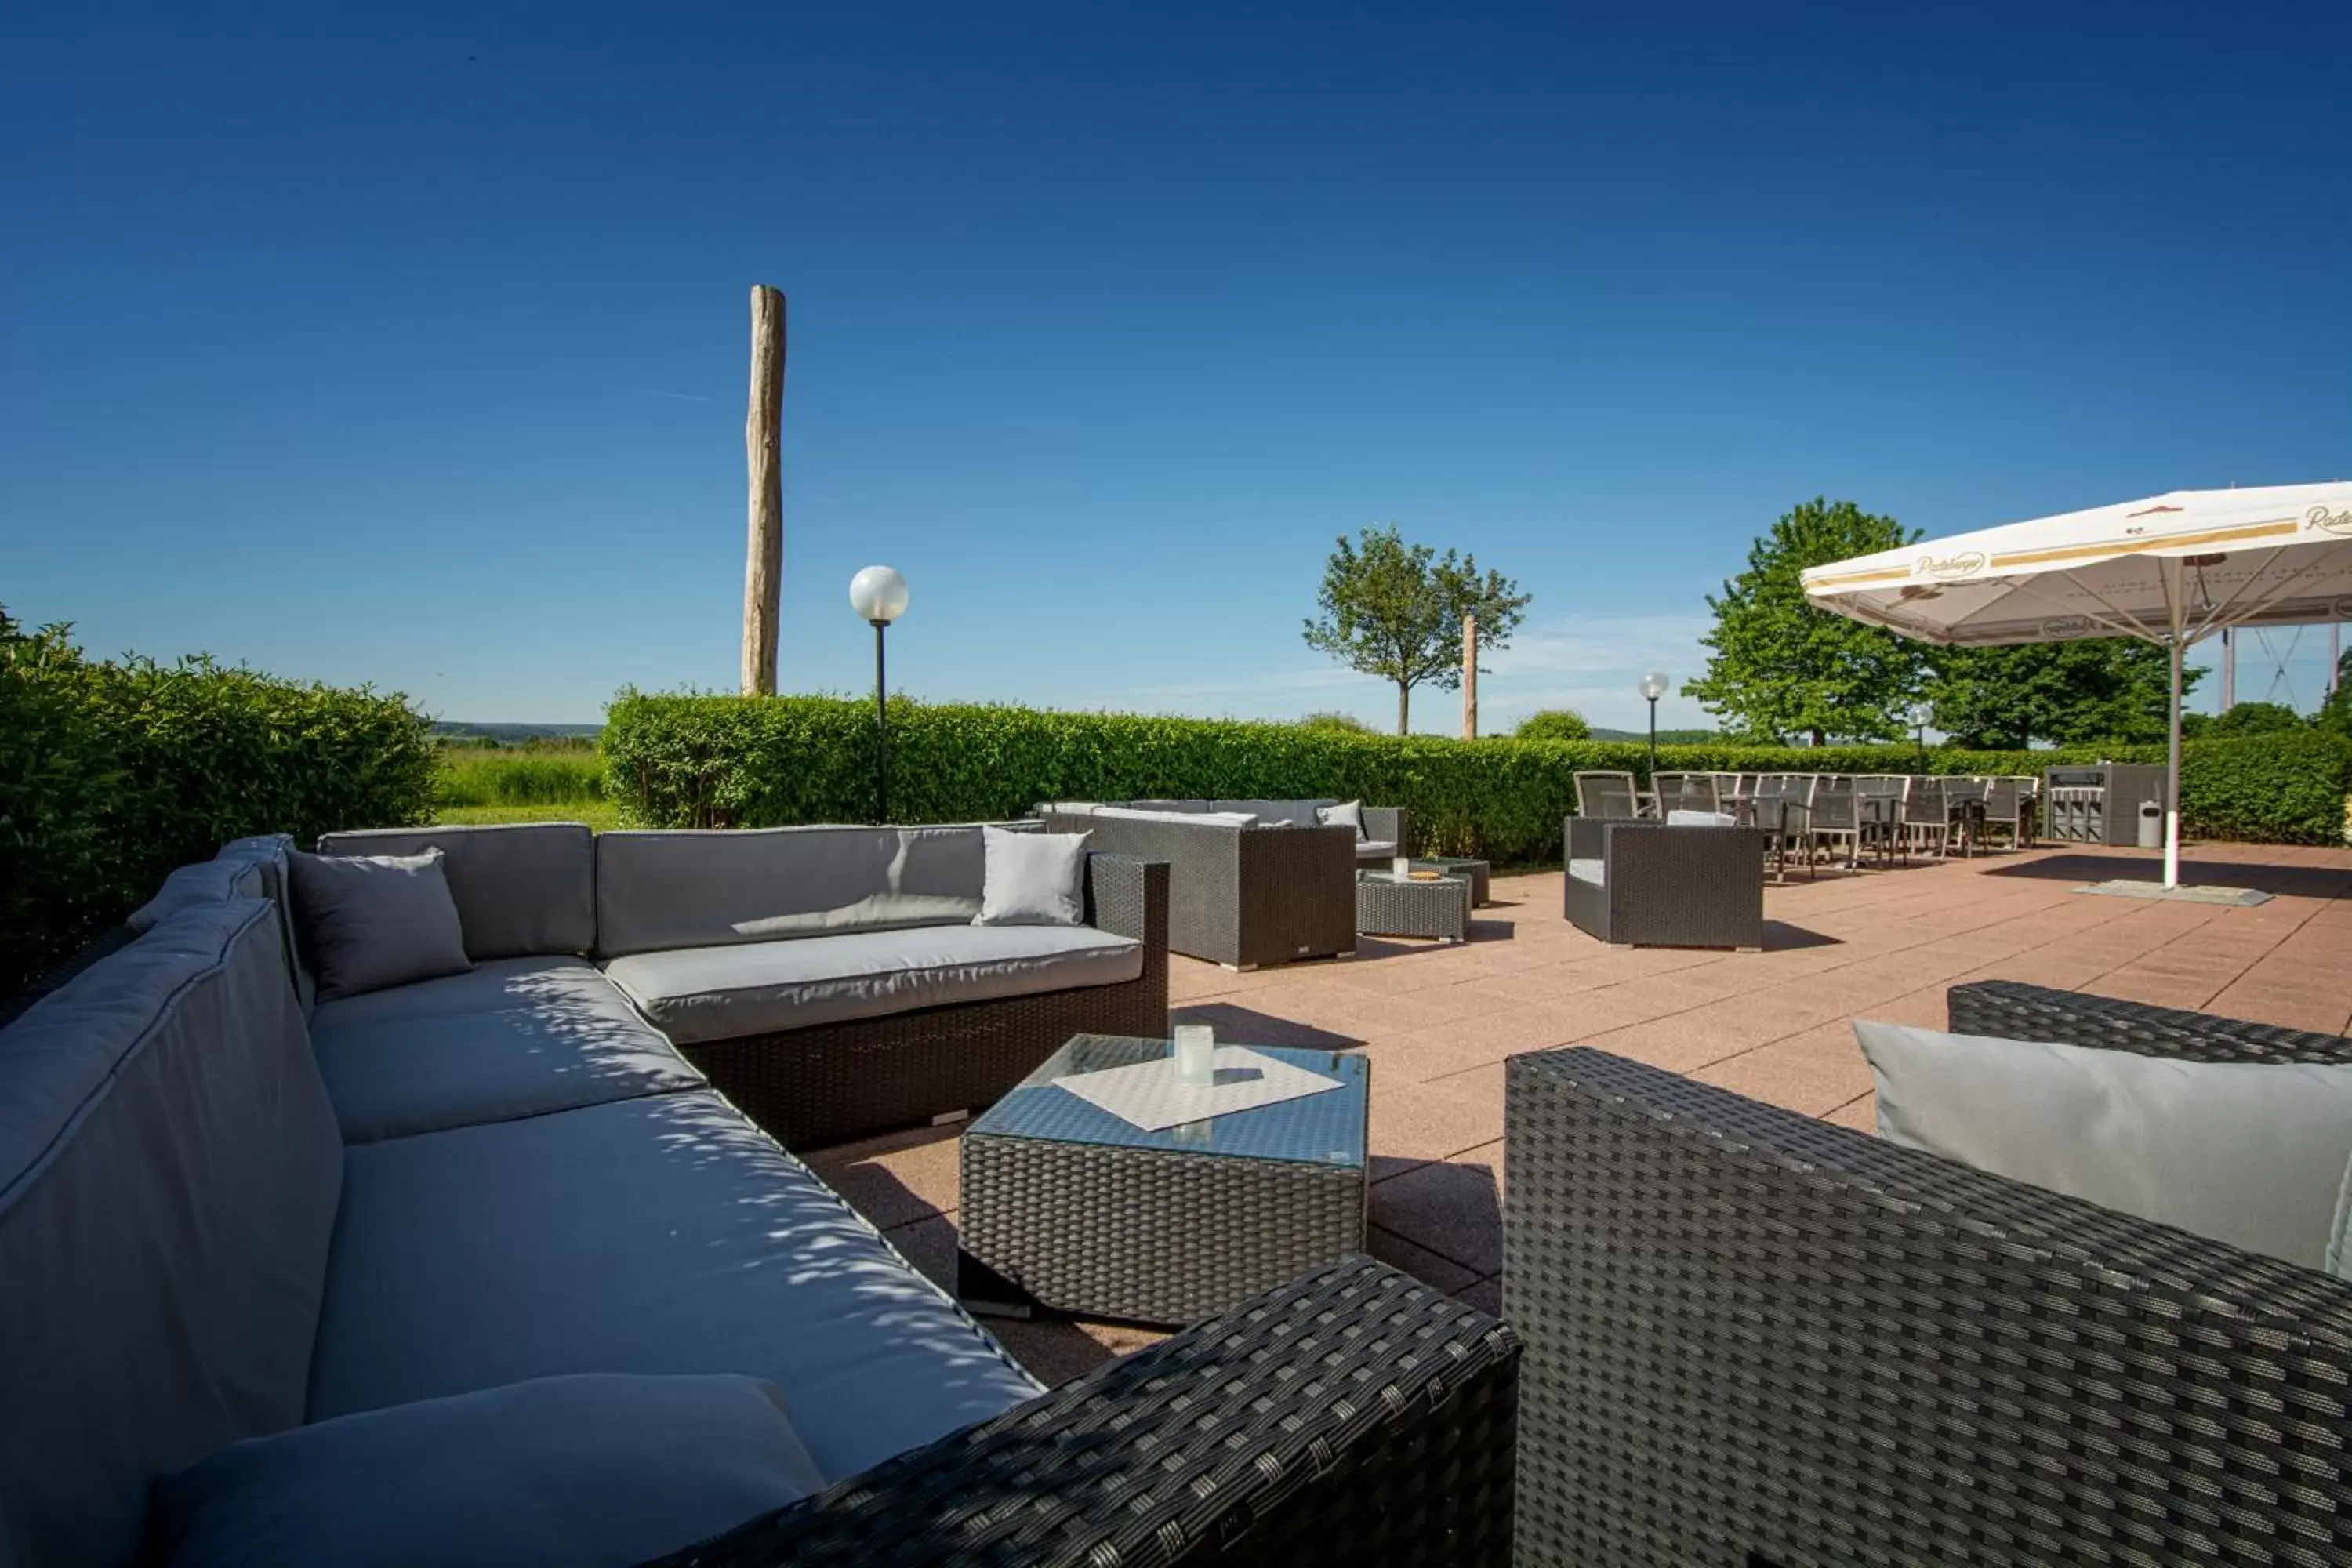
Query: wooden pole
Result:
<box><xmin>1461</xmin><ymin>612</ymin><xmax>1479</xmax><ymax>739</ymax></box>
<box><xmin>741</xmin><ymin>285</ymin><xmax>786</xmax><ymax>696</ymax></box>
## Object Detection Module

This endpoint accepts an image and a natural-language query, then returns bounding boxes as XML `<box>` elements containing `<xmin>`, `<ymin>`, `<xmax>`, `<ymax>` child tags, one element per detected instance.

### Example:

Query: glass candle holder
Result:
<box><xmin>1392</xmin><ymin>855</ymin><xmax>1411</xmax><ymax>879</ymax></box>
<box><xmin>1173</xmin><ymin>1025</ymin><xmax>1215</xmax><ymax>1087</ymax></box>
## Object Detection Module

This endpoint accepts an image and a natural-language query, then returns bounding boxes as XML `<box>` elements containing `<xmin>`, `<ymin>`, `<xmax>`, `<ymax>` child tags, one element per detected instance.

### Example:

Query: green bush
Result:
<box><xmin>434</xmin><ymin>745</ymin><xmax>606</xmax><ymax>807</ymax></box>
<box><xmin>2206</xmin><ymin>701</ymin><xmax>2304</xmax><ymax>737</ymax></box>
<box><xmin>1515</xmin><ymin>709</ymin><xmax>1592</xmax><ymax>742</ymax></box>
<box><xmin>0</xmin><ymin>610</ymin><xmax>436</xmax><ymax>996</ymax></box>
<box><xmin>603</xmin><ymin>691</ymin><xmax>2352</xmax><ymax>862</ymax></box>
<box><xmin>1295</xmin><ymin>710</ymin><xmax>1371</xmax><ymax>734</ymax></box>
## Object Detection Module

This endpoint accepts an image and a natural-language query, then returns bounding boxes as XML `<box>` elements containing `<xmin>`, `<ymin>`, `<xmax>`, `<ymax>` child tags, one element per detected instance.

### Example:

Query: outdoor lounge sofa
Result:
<box><xmin>0</xmin><ymin>827</ymin><xmax>1521</xmax><ymax>1567</ymax></box>
<box><xmin>317</xmin><ymin>820</ymin><xmax>1168</xmax><ymax>1149</ymax></box>
<box><xmin>1502</xmin><ymin>981</ymin><xmax>2352</xmax><ymax>1565</ymax></box>
<box><xmin>1040</xmin><ymin>799</ymin><xmax>1403</xmax><ymax>968</ymax></box>
<box><xmin>1562</xmin><ymin>815</ymin><xmax>1766</xmax><ymax>949</ymax></box>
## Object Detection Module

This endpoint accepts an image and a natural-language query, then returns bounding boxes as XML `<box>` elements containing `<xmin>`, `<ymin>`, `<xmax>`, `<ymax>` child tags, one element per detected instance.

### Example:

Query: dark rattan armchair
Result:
<box><xmin>650</xmin><ymin>1256</ymin><xmax>1523</xmax><ymax>1567</ymax></box>
<box><xmin>1563</xmin><ymin>817</ymin><xmax>1765</xmax><ymax>949</ymax></box>
<box><xmin>1043</xmin><ymin>811</ymin><xmax>1358</xmax><ymax>970</ymax></box>
<box><xmin>1503</xmin><ymin>984</ymin><xmax>2352</xmax><ymax>1566</ymax></box>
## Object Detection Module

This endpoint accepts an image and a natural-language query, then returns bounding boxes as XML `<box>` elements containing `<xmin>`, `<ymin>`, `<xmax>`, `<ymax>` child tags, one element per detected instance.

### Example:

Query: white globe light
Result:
<box><xmin>848</xmin><ymin>564</ymin><xmax>909</xmax><ymax>625</ymax></box>
<box><xmin>1638</xmin><ymin>670</ymin><xmax>1670</xmax><ymax>702</ymax></box>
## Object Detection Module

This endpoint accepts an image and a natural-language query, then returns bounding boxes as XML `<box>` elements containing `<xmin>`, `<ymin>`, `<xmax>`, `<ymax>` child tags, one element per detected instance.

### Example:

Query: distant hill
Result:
<box><xmin>431</xmin><ymin>722</ymin><xmax>603</xmax><ymax>746</ymax></box>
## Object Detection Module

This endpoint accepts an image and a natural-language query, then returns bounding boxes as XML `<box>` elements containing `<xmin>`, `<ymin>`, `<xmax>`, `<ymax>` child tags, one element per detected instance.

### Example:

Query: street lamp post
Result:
<box><xmin>848</xmin><ymin>565</ymin><xmax>909</xmax><ymax>823</ymax></box>
<box><xmin>1638</xmin><ymin>670</ymin><xmax>1670</xmax><ymax>787</ymax></box>
<box><xmin>1910</xmin><ymin>702</ymin><xmax>1930</xmax><ymax>760</ymax></box>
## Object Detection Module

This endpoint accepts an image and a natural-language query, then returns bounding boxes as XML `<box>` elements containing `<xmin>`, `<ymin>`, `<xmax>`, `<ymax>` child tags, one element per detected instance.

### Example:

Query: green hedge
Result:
<box><xmin>603</xmin><ymin>692</ymin><xmax>2352</xmax><ymax>861</ymax></box>
<box><xmin>1</xmin><ymin>611</ymin><xmax>437</xmax><ymax>996</ymax></box>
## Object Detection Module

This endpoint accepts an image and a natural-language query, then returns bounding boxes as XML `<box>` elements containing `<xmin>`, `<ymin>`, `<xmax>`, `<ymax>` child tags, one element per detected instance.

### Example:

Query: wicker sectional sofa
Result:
<box><xmin>1503</xmin><ymin>982</ymin><xmax>2352</xmax><ymax>1566</ymax></box>
<box><xmin>0</xmin><ymin>824</ymin><xmax>1521</xmax><ymax>1567</ymax></box>
<box><xmin>1041</xmin><ymin>800</ymin><xmax>1404</xmax><ymax>968</ymax></box>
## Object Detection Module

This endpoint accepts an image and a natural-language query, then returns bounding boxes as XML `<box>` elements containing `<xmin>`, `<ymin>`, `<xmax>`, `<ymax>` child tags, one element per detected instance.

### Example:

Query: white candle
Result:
<box><xmin>1392</xmin><ymin>855</ymin><xmax>1411</xmax><ymax>879</ymax></box>
<box><xmin>1174</xmin><ymin>1025</ymin><xmax>1215</xmax><ymax>1087</ymax></box>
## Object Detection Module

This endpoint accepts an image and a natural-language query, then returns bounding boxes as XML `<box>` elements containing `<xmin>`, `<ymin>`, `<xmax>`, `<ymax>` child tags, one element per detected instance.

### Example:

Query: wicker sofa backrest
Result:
<box><xmin>318</xmin><ymin>822</ymin><xmax>597</xmax><ymax>960</ymax></box>
<box><xmin>595</xmin><ymin>825</ymin><xmax>1024</xmax><ymax>960</ymax></box>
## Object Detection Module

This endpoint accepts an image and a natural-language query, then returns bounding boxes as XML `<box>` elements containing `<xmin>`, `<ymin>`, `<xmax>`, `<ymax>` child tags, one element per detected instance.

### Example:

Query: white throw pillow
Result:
<box><xmin>975</xmin><ymin>825</ymin><xmax>1091</xmax><ymax>927</ymax></box>
<box><xmin>1856</xmin><ymin>1019</ymin><xmax>2352</xmax><ymax>1270</ymax></box>
<box><xmin>1665</xmin><ymin>809</ymin><xmax>1737</xmax><ymax>827</ymax></box>
<box><xmin>1317</xmin><ymin>800</ymin><xmax>1367</xmax><ymax>840</ymax></box>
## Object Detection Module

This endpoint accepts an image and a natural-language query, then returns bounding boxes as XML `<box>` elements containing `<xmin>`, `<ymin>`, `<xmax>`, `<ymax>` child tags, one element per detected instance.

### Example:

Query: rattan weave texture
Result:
<box><xmin>1356</xmin><ymin>873</ymin><xmax>1471</xmax><ymax>942</ymax></box>
<box><xmin>1044</xmin><ymin>812</ymin><xmax>1357</xmax><ymax>967</ymax></box>
<box><xmin>681</xmin><ymin>855</ymin><xmax>1169</xmax><ymax>1150</ymax></box>
<box><xmin>648</xmin><ymin>1256</ymin><xmax>1521</xmax><ymax>1567</ymax></box>
<box><xmin>1950</xmin><ymin>978</ymin><xmax>2352</xmax><ymax>1064</ymax></box>
<box><xmin>1561</xmin><ymin>818</ymin><xmax>1766</xmax><ymax>949</ymax></box>
<box><xmin>1504</xmin><ymin>1042</ymin><xmax>2352</xmax><ymax>1566</ymax></box>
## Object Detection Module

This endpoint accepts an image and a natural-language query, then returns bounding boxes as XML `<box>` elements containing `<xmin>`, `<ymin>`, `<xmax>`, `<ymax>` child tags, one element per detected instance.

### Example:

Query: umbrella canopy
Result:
<box><xmin>1801</xmin><ymin>482</ymin><xmax>2352</xmax><ymax>887</ymax></box>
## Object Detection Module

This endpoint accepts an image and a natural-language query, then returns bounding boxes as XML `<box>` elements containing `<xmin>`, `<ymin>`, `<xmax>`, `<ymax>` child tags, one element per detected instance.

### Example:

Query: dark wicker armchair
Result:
<box><xmin>650</xmin><ymin>1256</ymin><xmax>1522</xmax><ymax>1567</ymax></box>
<box><xmin>1043</xmin><ymin>811</ymin><xmax>1359</xmax><ymax>970</ymax></box>
<box><xmin>1503</xmin><ymin>985</ymin><xmax>2352</xmax><ymax>1566</ymax></box>
<box><xmin>1563</xmin><ymin>817</ymin><xmax>1766</xmax><ymax>949</ymax></box>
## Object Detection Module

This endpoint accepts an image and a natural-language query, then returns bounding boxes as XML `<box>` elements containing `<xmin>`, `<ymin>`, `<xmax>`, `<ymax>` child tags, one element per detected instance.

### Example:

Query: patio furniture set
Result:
<box><xmin>10</xmin><ymin>806</ymin><xmax>2345</xmax><ymax>1563</ymax></box>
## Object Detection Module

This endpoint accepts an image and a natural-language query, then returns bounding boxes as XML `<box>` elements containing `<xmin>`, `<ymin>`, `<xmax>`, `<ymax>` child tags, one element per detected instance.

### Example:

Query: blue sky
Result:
<box><xmin>5</xmin><ymin>3</ymin><xmax>2348</xmax><ymax>731</ymax></box>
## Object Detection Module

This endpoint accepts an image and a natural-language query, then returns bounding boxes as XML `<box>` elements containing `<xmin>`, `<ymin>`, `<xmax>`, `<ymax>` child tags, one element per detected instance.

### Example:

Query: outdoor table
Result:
<box><xmin>1733</xmin><ymin>799</ymin><xmax>1810</xmax><ymax>884</ymax></box>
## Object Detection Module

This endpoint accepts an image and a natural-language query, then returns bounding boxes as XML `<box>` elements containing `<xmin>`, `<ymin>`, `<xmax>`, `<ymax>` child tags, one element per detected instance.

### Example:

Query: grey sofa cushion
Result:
<box><xmin>1356</xmin><ymin>838</ymin><xmax>1398</xmax><ymax>861</ymax></box>
<box><xmin>1093</xmin><ymin>805</ymin><xmax>1255</xmax><ymax>827</ymax></box>
<box><xmin>1567</xmin><ymin>858</ymin><xmax>1606</xmax><ymax>886</ymax></box>
<box><xmin>1858</xmin><ymin>1019</ymin><xmax>2352</xmax><ymax>1269</ymax></box>
<box><xmin>310</xmin><ymin>955</ymin><xmax>628</xmax><ymax>1033</ymax></box>
<box><xmin>128</xmin><ymin>858</ymin><xmax>266</xmax><ymax>931</ymax></box>
<box><xmin>595</xmin><ymin>826</ymin><xmax>999</xmax><ymax>960</ymax></box>
<box><xmin>1213</xmin><ymin>799</ymin><xmax>1333</xmax><ymax>829</ymax></box>
<box><xmin>974</xmin><ymin>825</ymin><xmax>1090</xmax><ymax>927</ymax></box>
<box><xmin>603</xmin><ymin>925</ymin><xmax>1143</xmax><ymax>1046</ymax></box>
<box><xmin>152</xmin><ymin>1373</ymin><xmax>826</xmax><ymax>1568</ymax></box>
<box><xmin>216</xmin><ymin>834</ymin><xmax>317</xmax><ymax>1020</ymax></box>
<box><xmin>1667</xmin><ymin>809</ymin><xmax>1739</xmax><ymax>827</ymax></box>
<box><xmin>318</xmin><ymin>824</ymin><xmax>597</xmax><ymax>960</ymax></box>
<box><xmin>0</xmin><ymin>900</ymin><xmax>343</xmax><ymax>1568</ymax></box>
<box><xmin>289</xmin><ymin>848</ymin><xmax>474</xmax><ymax>1001</ymax></box>
<box><xmin>309</xmin><ymin>964</ymin><xmax>702</xmax><ymax>1144</ymax></box>
<box><xmin>307</xmin><ymin>1089</ymin><xmax>1043</xmax><ymax>1482</ymax></box>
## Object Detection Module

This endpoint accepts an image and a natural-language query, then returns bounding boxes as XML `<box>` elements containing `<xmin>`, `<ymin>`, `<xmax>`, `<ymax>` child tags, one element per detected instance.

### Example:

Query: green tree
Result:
<box><xmin>2318</xmin><ymin>652</ymin><xmax>2352</xmax><ymax>735</ymax></box>
<box><xmin>1514</xmin><ymin>708</ymin><xmax>1592</xmax><ymax>742</ymax></box>
<box><xmin>1927</xmin><ymin>640</ymin><xmax>2200</xmax><ymax>747</ymax></box>
<box><xmin>2207</xmin><ymin>699</ymin><xmax>2304</xmax><ymax>737</ymax></box>
<box><xmin>1685</xmin><ymin>499</ymin><xmax>1924</xmax><ymax>745</ymax></box>
<box><xmin>1295</xmin><ymin>710</ymin><xmax>1370</xmax><ymax>734</ymax></box>
<box><xmin>1301</xmin><ymin>523</ymin><xmax>1530</xmax><ymax>735</ymax></box>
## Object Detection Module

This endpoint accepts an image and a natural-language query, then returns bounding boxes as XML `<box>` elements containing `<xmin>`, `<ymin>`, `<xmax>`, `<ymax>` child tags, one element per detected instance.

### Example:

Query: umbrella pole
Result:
<box><xmin>2165</xmin><ymin>637</ymin><xmax>2183</xmax><ymax>889</ymax></box>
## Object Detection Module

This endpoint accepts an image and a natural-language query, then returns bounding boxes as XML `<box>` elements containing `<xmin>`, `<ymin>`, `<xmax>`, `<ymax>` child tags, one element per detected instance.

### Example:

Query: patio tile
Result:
<box><xmin>1367</xmin><ymin>1225</ymin><xmax>1484</xmax><ymax>1294</ymax></box>
<box><xmin>807</xmin><ymin>1123</ymin><xmax>961</xmax><ymax>1230</ymax></box>
<box><xmin>1370</xmin><ymin>1142</ymin><xmax>1504</xmax><ymax>1276</ymax></box>
<box><xmin>1366</xmin><ymin>1060</ymin><xmax>1504</xmax><ymax>1160</ymax></box>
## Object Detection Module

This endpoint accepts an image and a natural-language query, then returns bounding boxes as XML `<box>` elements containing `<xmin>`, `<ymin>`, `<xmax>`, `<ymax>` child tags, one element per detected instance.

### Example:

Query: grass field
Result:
<box><xmin>432</xmin><ymin>744</ymin><xmax>619</xmax><ymax>830</ymax></box>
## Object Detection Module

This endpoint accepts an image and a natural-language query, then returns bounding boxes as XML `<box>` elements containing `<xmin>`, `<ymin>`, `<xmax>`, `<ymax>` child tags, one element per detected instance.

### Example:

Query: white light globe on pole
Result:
<box><xmin>849</xmin><ymin>564</ymin><xmax>909</xmax><ymax>626</ymax></box>
<box><xmin>1638</xmin><ymin>670</ymin><xmax>1670</xmax><ymax>702</ymax></box>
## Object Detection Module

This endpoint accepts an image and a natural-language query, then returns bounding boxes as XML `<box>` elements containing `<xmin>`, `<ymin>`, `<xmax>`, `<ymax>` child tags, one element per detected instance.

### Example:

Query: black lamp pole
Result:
<box><xmin>1646</xmin><ymin>695</ymin><xmax>1659</xmax><ymax>780</ymax></box>
<box><xmin>872</xmin><ymin>619</ymin><xmax>889</xmax><ymax>825</ymax></box>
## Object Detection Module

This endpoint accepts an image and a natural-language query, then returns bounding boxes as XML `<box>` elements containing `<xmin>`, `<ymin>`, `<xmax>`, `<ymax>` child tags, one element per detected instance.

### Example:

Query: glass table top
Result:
<box><xmin>969</xmin><ymin>1033</ymin><xmax>1368</xmax><ymax>1167</ymax></box>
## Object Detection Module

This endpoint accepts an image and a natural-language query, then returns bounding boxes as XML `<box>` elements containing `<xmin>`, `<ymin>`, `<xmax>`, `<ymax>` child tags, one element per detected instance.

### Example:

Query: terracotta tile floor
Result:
<box><xmin>807</xmin><ymin>840</ymin><xmax>2352</xmax><ymax>1385</ymax></box>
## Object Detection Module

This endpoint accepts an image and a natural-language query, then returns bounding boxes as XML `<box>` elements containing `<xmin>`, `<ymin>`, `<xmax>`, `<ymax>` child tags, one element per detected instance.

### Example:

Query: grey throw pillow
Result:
<box><xmin>288</xmin><ymin>848</ymin><xmax>474</xmax><ymax>1001</ymax></box>
<box><xmin>150</xmin><ymin>1372</ymin><xmax>826</xmax><ymax>1568</ymax></box>
<box><xmin>974</xmin><ymin>824</ymin><xmax>1090</xmax><ymax>927</ymax></box>
<box><xmin>1857</xmin><ymin>1018</ymin><xmax>2352</xmax><ymax>1270</ymax></box>
<box><xmin>1316</xmin><ymin>799</ymin><xmax>1367</xmax><ymax>839</ymax></box>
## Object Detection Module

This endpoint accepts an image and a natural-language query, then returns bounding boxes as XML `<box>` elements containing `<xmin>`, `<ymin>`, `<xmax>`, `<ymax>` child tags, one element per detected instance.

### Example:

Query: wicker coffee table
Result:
<box><xmin>1413</xmin><ymin>855</ymin><xmax>1490</xmax><ymax>906</ymax></box>
<box><xmin>957</xmin><ymin>1033</ymin><xmax>1369</xmax><ymax>1326</ymax></box>
<box><xmin>1355</xmin><ymin>868</ymin><xmax>1472</xmax><ymax>942</ymax></box>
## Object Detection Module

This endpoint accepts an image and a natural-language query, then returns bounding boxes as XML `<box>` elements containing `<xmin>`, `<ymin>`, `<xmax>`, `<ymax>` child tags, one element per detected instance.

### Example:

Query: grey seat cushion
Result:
<box><xmin>318</xmin><ymin>824</ymin><xmax>597</xmax><ymax>960</ymax></box>
<box><xmin>311</xmin><ymin>956</ymin><xmax>633</xmax><ymax>1033</ymax></box>
<box><xmin>308</xmin><ymin>962</ymin><xmax>702</xmax><ymax>1144</ymax></box>
<box><xmin>307</xmin><ymin>1089</ymin><xmax>1043</xmax><ymax>1483</ymax></box>
<box><xmin>152</xmin><ymin>1373</ymin><xmax>826</xmax><ymax>1568</ymax></box>
<box><xmin>1356</xmin><ymin>839</ymin><xmax>1398</xmax><ymax>861</ymax></box>
<box><xmin>602</xmin><ymin>925</ymin><xmax>1144</xmax><ymax>1046</ymax></box>
<box><xmin>1568</xmin><ymin>858</ymin><xmax>1606</xmax><ymax>886</ymax></box>
<box><xmin>0</xmin><ymin>900</ymin><xmax>343</xmax><ymax>1568</ymax></box>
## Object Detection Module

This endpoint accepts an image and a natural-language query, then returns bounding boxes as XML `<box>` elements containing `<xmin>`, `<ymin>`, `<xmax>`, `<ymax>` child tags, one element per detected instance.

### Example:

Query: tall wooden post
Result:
<box><xmin>1461</xmin><ymin>612</ymin><xmax>1479</xmax><ymax>739</ymax></box>
<box><xmin>741</xmin><ymin>285</ymin><xmax>786</xmax><ymax>696</ymax></box>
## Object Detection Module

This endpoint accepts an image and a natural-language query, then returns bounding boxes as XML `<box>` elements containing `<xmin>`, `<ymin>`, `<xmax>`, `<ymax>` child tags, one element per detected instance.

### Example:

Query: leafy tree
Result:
<box><xmin>1302</xmin><ymin>523</ymin><xmax>1530</xmax><ymax>734</ymax></box>
<box><xmin>1927</xmin><ymin>640</ymin><xmax>2201</xmax><ymax>747</ymax></box>
<box><xmin>2207</xmin><ymin>699</ymin><xmax>2304</xmax><ymax>737</ymax></box>
<box><xmin>2319</xmin><ymin>652</ymin><xmax>2352</xmax><ymax>735</ymax></box>
<box><xmin>1515</xmin><ymin>708</ymin><xmax>1592</xmax><ymax>742</ymax></box>
<box><xmin>1685</xmin><ymin>499</ymin><xmax>1924</xmax><ymax>745</ymax></box>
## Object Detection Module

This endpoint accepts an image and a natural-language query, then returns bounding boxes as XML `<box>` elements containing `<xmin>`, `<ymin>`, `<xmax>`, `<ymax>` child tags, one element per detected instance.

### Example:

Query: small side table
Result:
<box><xmin>1356</xmin><ymin>869</ymin><xmax>1471</xmax><ymax>943</ymax></box>
<box><xmin>958</xmin><ymin>1035</ymin><xmax>1370</xmax><ymax>1326</ymax></box>
<box><xmin>1411</xmin><ymin>855</ymin><xmax>1490</xmax><ymax>906</ymax></box>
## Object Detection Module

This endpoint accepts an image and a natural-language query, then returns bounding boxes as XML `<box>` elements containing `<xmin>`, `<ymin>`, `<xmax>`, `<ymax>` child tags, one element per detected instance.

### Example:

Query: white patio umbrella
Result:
<box><xmin>1801</xmin><ymin>482</ymin><xmax>2352</xmax><ymax>889</ymax></box>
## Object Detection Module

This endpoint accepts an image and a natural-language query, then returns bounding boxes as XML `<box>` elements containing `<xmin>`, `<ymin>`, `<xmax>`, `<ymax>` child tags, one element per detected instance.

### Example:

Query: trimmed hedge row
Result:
<box><xmin>1</xmin><ymin>612</ymin><xmax>437</xmax><ymax>996</ymax></box>
<box><xmin>602</xmin><ymin>692</ymin><xmax>2352</xmax><ymax>861</ymax></box>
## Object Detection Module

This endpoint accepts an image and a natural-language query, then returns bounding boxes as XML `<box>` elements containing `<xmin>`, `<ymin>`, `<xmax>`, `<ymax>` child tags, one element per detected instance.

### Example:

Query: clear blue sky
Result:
<box><xmin>6</xmin><ymin>3</ymin><xmax>2348</xmax><ymax>731</ymax></box>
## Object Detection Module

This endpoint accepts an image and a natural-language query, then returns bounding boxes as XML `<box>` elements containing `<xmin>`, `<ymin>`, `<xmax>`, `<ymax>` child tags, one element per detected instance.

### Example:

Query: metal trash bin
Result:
<box><xmin>2138</xmin><ymin>800</ymin><xmax>2162</xmax><ymax>849</ymax></box>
